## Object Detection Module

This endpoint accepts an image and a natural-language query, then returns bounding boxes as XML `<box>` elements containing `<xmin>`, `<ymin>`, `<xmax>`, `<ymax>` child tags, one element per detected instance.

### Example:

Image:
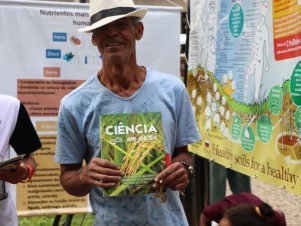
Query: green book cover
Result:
<box><xmin>100</xmin><ymin>112</ymin><xmax>166</xmax><ymax>196</ymax></box>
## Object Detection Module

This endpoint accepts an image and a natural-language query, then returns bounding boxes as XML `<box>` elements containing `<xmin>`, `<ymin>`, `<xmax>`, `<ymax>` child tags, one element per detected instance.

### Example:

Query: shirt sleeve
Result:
<box><xmin>54</xmin><ymin>101</ymin><xmax>87</xmax><ymax>164</ymax></box>
<box><xmin>9</xmin><ymin>102</ymin><xmax>42</xmax><ymax>154</ymax></box>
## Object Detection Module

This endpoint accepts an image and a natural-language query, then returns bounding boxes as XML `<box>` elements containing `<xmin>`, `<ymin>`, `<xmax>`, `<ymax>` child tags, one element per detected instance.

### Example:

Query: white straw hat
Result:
<box><xmin>78</xmin><ymin>0</ymin><xmax>147</xmax><ymax>33</ymax></box>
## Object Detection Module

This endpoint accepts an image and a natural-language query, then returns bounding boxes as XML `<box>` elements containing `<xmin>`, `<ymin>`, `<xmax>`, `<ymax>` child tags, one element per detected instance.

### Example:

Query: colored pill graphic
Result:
<box><xmin>63</xmin><ymin>52</ymin><xmax>74</xmax><ymax>62</ymax></box>
<box><xmin>71</xmin><ymin>36</ymin><xmax>81</xmax><ymax>45</ymax></box>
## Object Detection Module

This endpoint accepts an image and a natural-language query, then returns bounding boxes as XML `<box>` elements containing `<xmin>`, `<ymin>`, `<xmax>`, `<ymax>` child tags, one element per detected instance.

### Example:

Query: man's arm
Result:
<box><xmin>60</xmin><ymin>163</ymin><xmax>91</xmax><ymax>197</ymax></box>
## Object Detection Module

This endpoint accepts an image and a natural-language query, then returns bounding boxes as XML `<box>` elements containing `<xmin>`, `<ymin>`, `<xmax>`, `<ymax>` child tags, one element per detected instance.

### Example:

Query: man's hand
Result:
<box><xmin>152</xmin><ymin>161</ymin><xmax>189</xmax><ymax>191</ymax></box>
<box><xmin>152</xmin><ymin>145</ymin><xmax>193</xmax><ymax>192</ymax></box>
<box><xmin>79</xmin><ymin>157</ymin><xmax>124</xmax><ymax>188</ymax></box>
<box><xmin>60</xmin><ymin>157</ymin><xmax>124</xmax><ymax>197</ymax></box>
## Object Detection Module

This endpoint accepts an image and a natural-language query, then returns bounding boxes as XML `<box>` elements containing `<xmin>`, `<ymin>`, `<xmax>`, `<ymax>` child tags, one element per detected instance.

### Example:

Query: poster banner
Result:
<box><xmin>0</xmin><ymin>0</ymin><xmax>181</xmax><ymax>216</ymax></box>
<box><xmin>187</xmin><ymin>0</ymin><xmax>301</xmax><ymax>196</ymax></box>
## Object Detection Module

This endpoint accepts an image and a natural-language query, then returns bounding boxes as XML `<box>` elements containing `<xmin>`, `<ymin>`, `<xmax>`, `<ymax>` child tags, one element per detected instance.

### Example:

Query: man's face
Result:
<box><xmin>92</xmin><ymin>17</ymin><xmax>143</xmax><ymax>64</ymax></box>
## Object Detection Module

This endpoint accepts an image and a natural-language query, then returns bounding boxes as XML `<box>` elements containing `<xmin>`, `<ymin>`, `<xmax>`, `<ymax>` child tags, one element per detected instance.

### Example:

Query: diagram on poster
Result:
<box><xmin>188</xmin><ymin>0</ymin><xmax>301</xmax><ymax>195</ymax></box>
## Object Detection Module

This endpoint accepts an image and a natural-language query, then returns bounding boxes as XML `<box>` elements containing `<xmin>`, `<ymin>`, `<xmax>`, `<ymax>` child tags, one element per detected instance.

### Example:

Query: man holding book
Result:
<box><xmin>0</xmin><ymin>94</ymin><xmax>41</xmax><ymax>226</ymax></box>
<box><xmin>54</xmin><ymin>0</ymin><xmax>201</xmax><ymax>225</ymax></box>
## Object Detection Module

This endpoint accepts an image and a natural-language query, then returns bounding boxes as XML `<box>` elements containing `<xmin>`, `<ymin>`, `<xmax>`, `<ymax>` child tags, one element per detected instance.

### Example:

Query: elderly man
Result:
<box><xmin>54</xmin><ymin>0</ymin><xmax>200</xmax><ymax>225</ymax></box>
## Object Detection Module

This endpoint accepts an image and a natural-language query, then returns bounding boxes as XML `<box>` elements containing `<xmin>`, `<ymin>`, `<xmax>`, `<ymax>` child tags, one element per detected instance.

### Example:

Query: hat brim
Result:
<box><xmin>78</xmin><ymin>8</ymin><xmax>147</xmax><ymax>33</ymax></box>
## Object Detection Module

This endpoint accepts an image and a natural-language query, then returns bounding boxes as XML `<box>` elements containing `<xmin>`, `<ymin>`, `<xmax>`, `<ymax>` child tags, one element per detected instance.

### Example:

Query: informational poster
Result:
<box><xmin>0</xmin><ymin>0</ymin><xmax>181</xmax><ymax>216</ymax></box>
<box><xmin>187</xmin><ymin>0</ymin><xmax>301</xmax><ymax>196</ymax></box>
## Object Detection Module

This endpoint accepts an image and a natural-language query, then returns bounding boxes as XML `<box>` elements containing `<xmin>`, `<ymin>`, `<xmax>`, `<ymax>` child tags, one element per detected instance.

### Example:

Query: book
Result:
<box><xmin>0</xmin><ymin>154</ymin><xmax>26</xmax><ymax>170</ymax></box>
<box><xmin>100</xmin><ymin>112</ymin><xmax>166</xmax><ymax>196</ymax></box>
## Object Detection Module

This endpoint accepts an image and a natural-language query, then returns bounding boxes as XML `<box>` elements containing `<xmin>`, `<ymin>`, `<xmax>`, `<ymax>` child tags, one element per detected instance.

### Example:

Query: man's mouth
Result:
<box><xmin>105</xmin><ymin>42</ymin><xmax>123</xmax><ymax>47</ymax></box>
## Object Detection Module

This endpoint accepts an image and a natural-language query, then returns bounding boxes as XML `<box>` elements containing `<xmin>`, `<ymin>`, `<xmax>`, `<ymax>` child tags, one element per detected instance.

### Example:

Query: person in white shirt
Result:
<box><xmin>0</xmin><ymin>94</ymin><xmax>41</xmax><ymax>226</ymax></box>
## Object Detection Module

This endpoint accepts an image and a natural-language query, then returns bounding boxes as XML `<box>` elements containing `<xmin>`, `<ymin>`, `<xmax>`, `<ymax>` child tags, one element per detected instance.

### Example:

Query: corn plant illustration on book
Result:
<box><xmin>100</xmin><ymin>112</ymin><xmax>166</xmax><ymax>196</ymax></box>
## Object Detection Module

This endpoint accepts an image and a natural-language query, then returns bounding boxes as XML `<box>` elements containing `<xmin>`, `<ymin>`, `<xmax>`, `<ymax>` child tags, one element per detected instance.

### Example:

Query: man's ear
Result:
<box><xmin>135</xmin><ymin>22</ymin><xmax>144</xmax><ymax>40</ymax></box>
<box><xmin>92</xmin><ymin>34</ymin><xmax>97</xmax><ymax>46</ymax></box>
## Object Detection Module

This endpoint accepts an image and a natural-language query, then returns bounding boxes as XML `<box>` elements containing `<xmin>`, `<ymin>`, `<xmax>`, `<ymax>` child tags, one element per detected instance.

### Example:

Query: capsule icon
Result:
<box><xmin>71</xmin><ymin>36</ymin><xmax>81</xmax><ymax>45</ymax></box>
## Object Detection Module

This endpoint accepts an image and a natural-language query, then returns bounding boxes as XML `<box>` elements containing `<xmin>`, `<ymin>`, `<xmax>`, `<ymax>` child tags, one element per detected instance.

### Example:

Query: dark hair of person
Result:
<box><xmin>224</xmin><ymin>202</ymin><xmax>276</xmax><ymax>226</ymax></box>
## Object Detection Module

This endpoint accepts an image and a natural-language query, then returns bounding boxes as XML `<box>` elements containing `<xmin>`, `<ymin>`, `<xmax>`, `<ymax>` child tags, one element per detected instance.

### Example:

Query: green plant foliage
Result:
<box><xmin>19</xmin><ymin>213</ymin><xmax>95</xmax><ymax>226</ymax></box>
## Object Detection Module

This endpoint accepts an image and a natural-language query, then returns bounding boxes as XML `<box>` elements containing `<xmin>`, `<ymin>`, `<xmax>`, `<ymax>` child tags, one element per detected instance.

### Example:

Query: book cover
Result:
<box><xmin>0</xmin><ymin>154</ymin><xmax>26</xmax><ymax>170</ymax></box>
<box><xmin>100</xmin><ymin>112</ymin><xmax>166</xmax><ymax>196</ymax></box>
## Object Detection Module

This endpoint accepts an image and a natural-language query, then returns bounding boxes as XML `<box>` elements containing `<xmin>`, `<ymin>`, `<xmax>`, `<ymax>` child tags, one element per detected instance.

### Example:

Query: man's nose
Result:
<box><xmin>103</xmin><ymin>24</ymin><xmax>119</xmax><ymax>36</ymax></box>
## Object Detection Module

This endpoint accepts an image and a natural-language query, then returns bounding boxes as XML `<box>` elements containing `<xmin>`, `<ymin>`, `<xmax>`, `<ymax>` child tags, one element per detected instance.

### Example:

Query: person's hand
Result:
<box><xmin>152</xmin><ymin>161</ymin><xmax>189</xmax><ymax>191</ymax></box>
<box><xmin>79</xmin><ymin>157</ymin><xmax>124</xmax><ymax>188</ymax></box>
<box><xmin>0</xmin><ymin>162</ymin><xmax>29</xmax><ymax>184</ymax></box>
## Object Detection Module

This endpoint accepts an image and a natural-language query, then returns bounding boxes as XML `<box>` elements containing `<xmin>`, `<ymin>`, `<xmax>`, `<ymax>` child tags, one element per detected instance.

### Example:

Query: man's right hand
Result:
<box><xmin>79</xmin><ymin>157</ymin><xmax>124</xmax><ymax>188</ymax></box>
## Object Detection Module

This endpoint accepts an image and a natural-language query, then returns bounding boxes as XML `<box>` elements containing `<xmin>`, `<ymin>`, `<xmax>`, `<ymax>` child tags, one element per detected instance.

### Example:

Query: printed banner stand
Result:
<box><xmin>187</xmin><ymin>0</ymin><xmax>301</xmax><ymax>196</ymax></box>
<box><xmin>0</xmin><ymin>0</ymin><xmax>181</xmax><ymax>216</ymax></box>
